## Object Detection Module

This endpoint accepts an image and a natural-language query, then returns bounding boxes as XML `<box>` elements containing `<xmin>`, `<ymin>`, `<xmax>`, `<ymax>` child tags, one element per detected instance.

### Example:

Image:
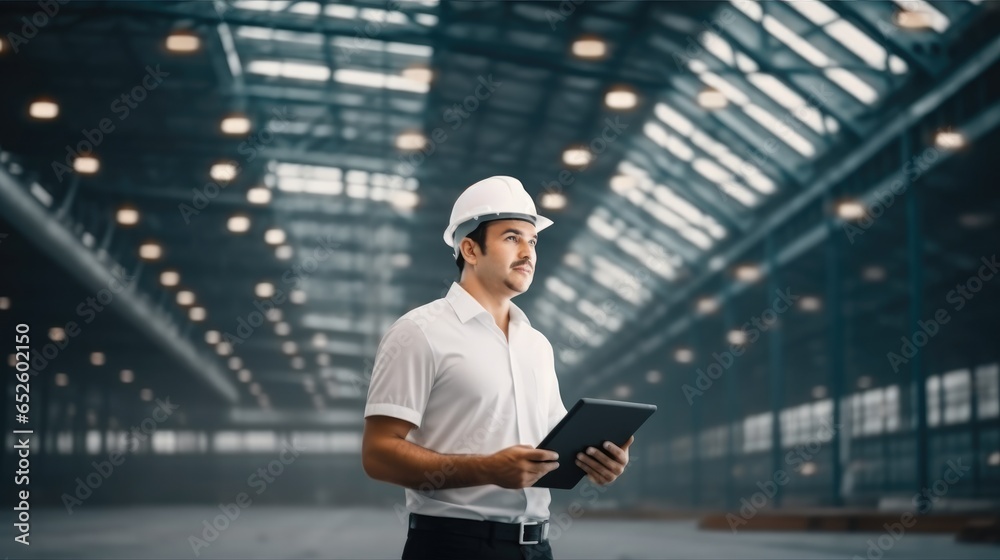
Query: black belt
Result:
<box><xmin>408</xmin><ymin>513</ymin><xmax>550</xmax><ymax>545</ymax></box>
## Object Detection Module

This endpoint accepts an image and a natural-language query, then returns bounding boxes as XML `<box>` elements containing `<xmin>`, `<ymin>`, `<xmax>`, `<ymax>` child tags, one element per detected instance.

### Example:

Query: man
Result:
<box><xmin>362</xmin><ymin>176</ymin><xmax>634</xmax><ymax>560</ymax></box>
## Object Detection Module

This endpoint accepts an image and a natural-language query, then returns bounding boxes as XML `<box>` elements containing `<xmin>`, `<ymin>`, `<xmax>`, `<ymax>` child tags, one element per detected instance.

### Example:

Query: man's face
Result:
<box><xmin>468</xmin><ymin>219</ymin><xmax>538</xmax><ymax>296</ymax></box>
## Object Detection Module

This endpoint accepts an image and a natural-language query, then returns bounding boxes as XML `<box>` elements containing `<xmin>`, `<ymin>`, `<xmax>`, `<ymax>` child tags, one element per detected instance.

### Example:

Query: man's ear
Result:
<box><xmin>460</xmin><ymin>238</ymin><xmax>478</xmax><ymax>266</ymax></box>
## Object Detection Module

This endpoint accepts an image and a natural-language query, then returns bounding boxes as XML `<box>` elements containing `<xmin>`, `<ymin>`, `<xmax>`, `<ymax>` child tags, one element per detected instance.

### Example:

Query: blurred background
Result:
<box><xmin>1</xmin><ymin>0</ymin><xmax>999</xmax><ymax>558</ymax></box>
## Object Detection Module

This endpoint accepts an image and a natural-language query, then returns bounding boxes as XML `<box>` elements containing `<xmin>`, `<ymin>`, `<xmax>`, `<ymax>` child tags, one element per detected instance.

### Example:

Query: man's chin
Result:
<box><xmin>503</xmin><ymin>278</ymin><xmax>530</xmax><ymax>294</ymax></box>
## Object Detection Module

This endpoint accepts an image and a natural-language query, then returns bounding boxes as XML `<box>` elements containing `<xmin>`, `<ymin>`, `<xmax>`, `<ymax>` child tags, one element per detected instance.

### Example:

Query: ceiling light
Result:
<box><xmin>249</xmin><ymin>382</ymin><xmax>261</xmax><ymax>395</ymax></box>
<box><xmin>811</xmin><ymin>385</ymin><xmax>827</xmax><ymax>399</ymax></box>
<box><xmin>166</xmin><ymin>32</ymin><xmax>200</xmax><ymax>52</ymax></box>
<box><xmin>934</xmin><ymin>130</ymin><xmax>965</xmax><ymax>150</ymax></box>
<box><xmin>0</xmin><ymin>297</ymin><xmax>9</xmax><ymax>310</ymax></box>
<box><xmin>696</xmin><ymin>297</ymin><xmax>720</xmax><ymax>315</ymax></box>
<box><xmin>862</xmin><ymin>266</ymin><xmax>886</xmax><ymax>282</ymax></box>
<box><xmin>540</xmin><ymin>192</ymin><xmax>567</xmax><ymax>210</ymax></box>
<box><xmin>205</xmin><ymin>330</ymin><xmax>221</xmax><ymax>344</ymax></box>
<box><xmin>316</xmin><ymin>353</ymin><xmax>330</xmax><ymax>366</ymax></box>
<box><xmin>139</xmin><ymin>242</ymin><xmax>162</xmax><ymax>260</ymax></box>
<box><xmin>29</xmin><ymin>100</ymin><xmax>59</xmax><ymax>119</ymax></box>
<box><xmin>605</xmin><ymin>88</ymin><xmax>637</xmax><ymax>110</ymax></box>
<box><xmin>572</xmin><ymin>37</ymin><xmax>607</xmax><ymax>59</ymax></box>
<box><xmin>120</xmin><ymin>369</ymin><xmax>134</xmax><ymax>383</ymax></box>
<box><xmin>255</xmin><ymin>282</ymin><xmax>275</xmax><ymax>298</ymax></box>
<box><xmin>211</xmin><ymin>162</ymin><xmax>238</xmax><ymax>181</ymax></box>
<box><xmin>697</xmin><ymin>88</ymin><xmax>728</xmax><ymax>109</ymax></box>
<box><xmin>74</xmin><ymin>156</ymin><xmax>100</xmax><ymax>174</ymax></box>
<box><xmin>238</xmin><ymin>369</ymin><xmax>252</xmax><ymax>383</ymax></box>
<box><xmin>115</xmin><ymin>206</ymin><xmax>139</xmax><ymax>226</ymax></box>
<box><xmin>291</xmin><ymin>356</ymin><xmax>305</xmax><ymax>369</ymax></box>
<box><xmin>247</xmin><ymin>187</ymin><xmax>272</xmax><ymax>204</ymax></box>
<box><xmin>228</xmin><ymin>356</ymin><xmax>242</xmax><ymax>370</ymax></box>
<box><xmin>266</xmin><ymin>308</ymin><xmax>282</xmax><ymax>322</ymax></box>
<box><xmin>645</xmin><ymin>370</ymin><xmax>662</xmax><ymax>384</ymax></box>
<box><xmin>140</xmin><ymin>388</ymin><xmax>153</xmax><ymax>401</ymax></box>
<box><xmin>264</xmin><ymin>228</ymin><xmax>286</xmax><ymax>245</ymax></box>
<box><xmin>836</xmin><ymin>200</ymin><xmax>866</xmax><ymax>220</ymax></box>
<box><xmin>799</xmin><ymin>296</ymin><xmax>822</xmax><ymax>312</ymax></box>
<box><xmin>388</xmin><ymin>190</ymin><xmax>419</xmax><ymax>209</ymax></box>
<box><xmin>189</xmin><ymin>306</ymin><xmax>206</xmax><ymax>321</ymax></box>
<box><xmin>55</xmin><ymin>373</ymin><xmax>69</xmax><ymax>387</ymax></box>
<box><xmin>227</xmin><ymin>215</ymin><xmax>251</xmax><ymax>233</ymax></box>
<box><xmin>401</xmin><ymin>66</ymin><xmax>433</xmax><ymax>83</ymax></box>
<box><xmin>275</xmin><ymin>245</ymin><xmax>294</xmax><ymax>260</ymax></box>
<box><xmin>282</xmin><ymin>341</ymin><xmax>298</xmax><ymax>355</ymax></box>
<box><xmin>160</xmin><ymin>270</ymin><xmax>180</xmax><ymax>287</ymax></box>
<box><xmin>312</xmin><ymin>332</ymin><xmax>328</xmax><ymax>348</ymax></box>
<box><xmin>290</xmin><ymin>290</ymin><xmax>307</xmax><ymax>304</ymax></box>
<box><xmin>275</xmin><ymin>322</ymin><xmax>291</xmax><ymax>336</ymax></box>
<box><xmin>893</xmin><ymin>9</ymin><xmax>933</xmax><ymax>29</ymax></box>
<box><xmin>49</xmin><ymin>327</ymin><xmax>65</xmax><ymax>342</ymax></box>
<box><xmin>734</xmin><ymin>264</ymin><xmax>762</xmax><ymax>282</ymax></box>
<box><xmin>562</xmin><ymin>147</ymin><xmax>591</xmax><ymax>167</ymax></box>
<box><xmin>216</xmin><ymin>341</ymin><xmax>233</xmax><ymax>356</ymax></box>
<box><xmin>674</xmin><ymin>348</ymin><xmax>694</xmax><ymax>363</ymax></box>
<box><xmin>390</xmin><ymin>253</ymin><xmax>411</xmax><ymax>268</ymax></box>
<box><xmin>221</xmin><ymin>116</ymin><xmax>251</xmax><ymax>135</ymax></box>
<box><xmin>613</xmin><ymin>384</ymin><xmax>631</xmax><ymax>399</ymax></box>
<box><xmin>90</xmin><ymin>352</ymin><xmax>105</xmax><ymax>366</ymax></box>
<box><xmin>958</xmin><ymin>213</ymin><xmax>993</xmax><ymax>229</ymax></box>
<box><xmin>176</xmin><ymin>290</ymin><xmax>195</xmax><ymax>306</ymax></box>
<box><xmin>395</xmin><ymin>131</ymin><xmax>427</xmax><ymax>151</ymax></box>
<box><xmin>727</xmin><ymin>330</ymin><xmax>747</xmax><ymax>345</ymax></box>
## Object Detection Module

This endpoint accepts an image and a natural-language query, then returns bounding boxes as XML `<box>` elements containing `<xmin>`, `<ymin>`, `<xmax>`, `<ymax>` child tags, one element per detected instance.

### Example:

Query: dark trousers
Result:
<box><xmin>401</xmin><ymin>526</ymin><xmax>554</xmax><ymax>560</ymax></box>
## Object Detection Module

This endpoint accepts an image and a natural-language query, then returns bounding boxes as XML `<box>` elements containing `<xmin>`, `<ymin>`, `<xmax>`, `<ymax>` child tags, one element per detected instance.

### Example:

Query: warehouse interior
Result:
<box><xmin>1</xmin><ymin>0</ymin><xmax>999</xmax><ymax>558</ymax></box>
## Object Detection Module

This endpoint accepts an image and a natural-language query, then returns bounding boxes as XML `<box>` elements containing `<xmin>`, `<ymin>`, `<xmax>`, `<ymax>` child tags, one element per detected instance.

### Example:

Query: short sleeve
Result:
<box><xmin>364</xmin><ymin>318</ymin><xmax>436</xmax><ymax>428</ymax></box>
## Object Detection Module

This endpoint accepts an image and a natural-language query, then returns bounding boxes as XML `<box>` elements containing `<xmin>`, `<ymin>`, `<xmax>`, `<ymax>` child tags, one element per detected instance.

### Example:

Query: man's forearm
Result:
<box><xmin>364</xmin><ymin>437</ymin><xmax>492</xmax><ymax>490</ymax></box>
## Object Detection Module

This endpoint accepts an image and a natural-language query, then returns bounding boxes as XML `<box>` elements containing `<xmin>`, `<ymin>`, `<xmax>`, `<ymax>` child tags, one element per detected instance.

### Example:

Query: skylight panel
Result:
<box><xmin>546</xmin><ymin>276</ymin><xmax>577</xmax><ymax>302</ymax></box>
<box><xmin>644</xmin><ymin>122</ymin><xmax>694</xmax><ymax>161</ymax></box>
<box><xmin>762</xmin><ymin>15</ymin><xmax>830</xmax><ymax>67</ymax></box>
<box><xmin>654</xmin><ymin>103</ymin><xmax>694</xmax><ymax>136</ymax></box>
<box><xmin>247</xmin><ymin>60</ymin><xmax>330</xmax><ymax>81</ymax></box>
<box><xmin>333</xmin><ymin>69</ymin><xmax>429</xmax><ymax>93</ymax></box>
<box><xmin>743</xmin><ymin>104</ymin><xmax>816</xmax><ymax>156</ymax></box>
<box><xmin>783</xmin><ymin>0</ymin><xmax>837</xmax><ymax>25</ymax></box>
<box><xmin>893</xmin><ymin>0</ymin><xmax>949</xmax><ymax>32</ymax></box>
<box><xmin>824</xmin><ymin>68</ymin><xmax>878</xmax><ymax>105</ymax></box>
<box><xmin>746</xmin><ymin>73</ymin><xmax>825</xmax><ymax>133</ymax></box>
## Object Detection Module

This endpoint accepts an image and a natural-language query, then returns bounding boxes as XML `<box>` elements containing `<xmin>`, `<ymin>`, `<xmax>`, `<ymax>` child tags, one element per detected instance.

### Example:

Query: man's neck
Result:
<box><xmin>458</xmin><ymin>276</ymin><xmax>511</xmax><ymax>332</ymax></box>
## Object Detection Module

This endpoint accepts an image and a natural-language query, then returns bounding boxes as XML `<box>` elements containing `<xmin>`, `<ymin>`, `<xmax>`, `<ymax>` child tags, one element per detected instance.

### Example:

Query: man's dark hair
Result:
<box><xmin>455</xmin><ymin>221</ymin><xmax>490</xmax><ymax>274</ymax></box>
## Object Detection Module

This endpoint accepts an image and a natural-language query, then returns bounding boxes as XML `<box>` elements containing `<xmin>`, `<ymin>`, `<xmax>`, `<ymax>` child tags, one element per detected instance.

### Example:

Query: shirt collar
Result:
<box><xmin>446</xmin><ymin>282</ymin><xmax>530</xmax><ymax>326</ymax></box>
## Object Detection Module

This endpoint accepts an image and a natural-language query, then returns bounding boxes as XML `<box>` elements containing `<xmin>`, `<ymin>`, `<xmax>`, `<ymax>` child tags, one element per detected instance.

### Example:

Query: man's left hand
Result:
<box><xmin>575</xmin><ymin>436</ymin><xmax>634</xmax><ymax>486</ymax></box>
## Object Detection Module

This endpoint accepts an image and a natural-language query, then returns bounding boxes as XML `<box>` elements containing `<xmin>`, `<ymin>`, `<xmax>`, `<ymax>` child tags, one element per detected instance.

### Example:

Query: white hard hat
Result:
<box><xmin>444</xmin><ymin>176</ymin><xmax>553</xmax><ymax>257</ymax></box>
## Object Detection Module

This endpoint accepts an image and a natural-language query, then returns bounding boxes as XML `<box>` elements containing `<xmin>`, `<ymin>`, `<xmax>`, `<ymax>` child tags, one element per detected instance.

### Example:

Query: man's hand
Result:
<box><xmin>487</xmin><ymin>445</ymin><xmax>560</xmax><ymax>489</ymax></box>
<box><xmin>575</xmin><ymin>436</ymin><xmax>633</xmax><ymax>486</ymax></box>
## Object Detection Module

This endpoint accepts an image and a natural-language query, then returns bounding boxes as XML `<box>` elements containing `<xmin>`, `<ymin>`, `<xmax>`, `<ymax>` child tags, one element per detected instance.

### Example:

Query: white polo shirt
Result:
<box><xmin>364</xmin><ymin>282</ymin><xmax>567</xmax><ymax>523</ymax></box>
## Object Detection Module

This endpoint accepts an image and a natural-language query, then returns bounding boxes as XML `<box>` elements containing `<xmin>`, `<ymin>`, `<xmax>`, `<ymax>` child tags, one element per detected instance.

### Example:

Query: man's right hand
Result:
<box><xmin>487</xmin><ymin>445</ymin><xmax>560</xmax><ymax>489</ymax></box>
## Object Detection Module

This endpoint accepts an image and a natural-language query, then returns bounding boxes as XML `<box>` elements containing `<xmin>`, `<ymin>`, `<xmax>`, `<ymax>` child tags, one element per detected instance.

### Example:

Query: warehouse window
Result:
<box><xmin>942</xmin><ymin>369</ymin><xmax>972</xmax><ymax>424</ymax></box>
<box><xmin>153</xmin><ymin>431</ymin><xmax>177</xmax><ymax>454</ymax></box>
<box><xmin>976</xmin><ymin>363</ymin><xmax>999</xmax><ymax>419</ymax></box>
<box><xmin>213</xmin><ymin>431</ymin><xmax>242</xmax><ymax>453</ymax></box>
<box><xmin>86</xmin><ymin>430</ymin><xmax>102</xmax><ymax>454</ymax></box>
<box><xmin>927</xmin><ymin>375</ymin><xmax>941</xmax><ymax>427</ymax></box>
<box><xmin>700</xmin><ymin>425</ymin><xmax>728</xmax><ymax>458</ymax></box>
<box><xmin>743</xmin><ymin>413</ymin><xmax>772</xmax><ymax>453</ymax></box>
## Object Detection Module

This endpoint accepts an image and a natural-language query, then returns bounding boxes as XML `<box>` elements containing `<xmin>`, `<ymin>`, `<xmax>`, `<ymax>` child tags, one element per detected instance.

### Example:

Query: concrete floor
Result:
<box><xmin>4</xmin><ymin>507</ymin><xmax>997</xmax><ymax>559</ymax></box>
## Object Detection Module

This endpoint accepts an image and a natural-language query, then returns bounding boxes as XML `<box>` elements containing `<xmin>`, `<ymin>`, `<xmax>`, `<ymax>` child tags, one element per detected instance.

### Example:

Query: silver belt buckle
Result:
<box><xmin>518</xmin><ymin>520</ymin><xmax>545</xmax><ymax>545</ymax></box>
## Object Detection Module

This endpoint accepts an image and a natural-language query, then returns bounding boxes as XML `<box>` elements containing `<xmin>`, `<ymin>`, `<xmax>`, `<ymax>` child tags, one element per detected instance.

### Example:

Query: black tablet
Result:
<box><xmin>531</xmin><ymin>398</ymin><xmax>657</xmax><ymax>489</ymax></box>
